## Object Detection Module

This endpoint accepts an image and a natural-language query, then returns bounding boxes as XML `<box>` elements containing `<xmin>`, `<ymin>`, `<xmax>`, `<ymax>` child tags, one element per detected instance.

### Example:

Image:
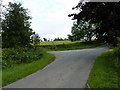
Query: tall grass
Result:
<box><xmin>87</xmin><ymin>46</ymin><xmax>120</xmax><ymax>88</ymax></box>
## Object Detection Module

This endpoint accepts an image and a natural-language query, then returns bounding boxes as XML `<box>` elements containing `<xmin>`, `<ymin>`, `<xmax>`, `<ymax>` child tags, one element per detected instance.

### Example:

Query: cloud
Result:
<box><xmin>2</xmin><ymin>0</ymin><xmax>80</xmax><ymax>39</ymax></box>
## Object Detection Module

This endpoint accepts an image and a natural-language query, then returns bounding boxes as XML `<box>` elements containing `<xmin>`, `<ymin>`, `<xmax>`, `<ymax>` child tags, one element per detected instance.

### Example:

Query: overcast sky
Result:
<box><xmin>3</xmin><ymin>0</ymin><xmax>80</xmax><ymax>40</ymax></box>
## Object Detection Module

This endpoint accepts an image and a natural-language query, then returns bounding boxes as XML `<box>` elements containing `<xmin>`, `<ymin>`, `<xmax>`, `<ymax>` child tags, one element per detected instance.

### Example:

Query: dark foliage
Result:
<box><xmin>69</xmin><ymin>1</ymin><xmax>120</xmax><ymax>45</ymax></box>
<box><xmin>54</xmin><ymin>37</ymin><xmax>64</xmax><ymax>41</ymax></box>
<box><xmin>2</xmin><ymin>2</ymin><xmax>34</xmax><ymax>48</ymax></box>
<box><xmin>43</xmin><ymin>38</ymin><xmax>47</xmax><ymax>42</ymax></box>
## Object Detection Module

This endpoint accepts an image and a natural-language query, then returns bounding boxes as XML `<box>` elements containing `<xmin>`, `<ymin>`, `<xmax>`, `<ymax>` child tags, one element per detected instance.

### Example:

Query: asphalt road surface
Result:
<box><xmin>4</xmin><ymin>46</ymin><xmax>109</xmax><ymax>88</ymax></box>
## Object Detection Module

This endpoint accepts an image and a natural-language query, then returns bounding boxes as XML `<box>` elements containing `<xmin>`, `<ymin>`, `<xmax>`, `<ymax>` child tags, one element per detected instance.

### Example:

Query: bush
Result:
<box><xmin>2</xmin><ymin>47</ymin><xmax>45</xmax><ymax>69</ymax></box>
<box><xmin>105</xmin><ymin>43</ymin><xmax>120</xmax><ymax>72</ymax></box>
<box><xmin>106</xmin><ymin>38</ymin><xmax>120</xmax><ymax>69</ymax></box>
<box><xmin>111</xmin><ymin>46</ymin><xmax>120</xmax><ymax>68</ymax></box>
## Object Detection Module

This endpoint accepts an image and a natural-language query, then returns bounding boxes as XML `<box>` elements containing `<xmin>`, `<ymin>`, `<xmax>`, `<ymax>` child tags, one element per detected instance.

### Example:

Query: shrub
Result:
<box><xmin>106</xmin><ymin>44</ymin><xmax>120</xmax><ymax>71</ymax></box>
<box><xmin>2</xmin><ymin>47</ymin><xmax>45</xmax><ymax>69</ymax></box>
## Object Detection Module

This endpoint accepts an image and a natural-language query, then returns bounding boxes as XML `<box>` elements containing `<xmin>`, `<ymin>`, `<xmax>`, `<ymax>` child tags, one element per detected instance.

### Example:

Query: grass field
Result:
<box><xmin>43</xmin><ymin>41</ymin><xmax>104</xmax><ymax>51</ymax></box>
<box><xmin>36</xmin><ymin>40</ymin><xmax>103</xmax><ymax>51</ymax></box>
<box><xmin>39</xmin><ymin>40</ymin><xmax>83</xmax><ymax>45</ymax></box>
<box><xmin>2</xmin><ymin>53</ymin><xmax>55</xmax><ymax>86</ymax></box>
<box><xmin>87</xmin><ymin>51</ymin><xmax>119</xmax><ymax>88</ymax></box>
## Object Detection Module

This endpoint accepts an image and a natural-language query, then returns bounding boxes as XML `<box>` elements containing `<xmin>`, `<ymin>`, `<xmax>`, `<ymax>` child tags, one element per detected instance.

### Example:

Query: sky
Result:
<box><xmin>2</xmin><ymin>0</ymin><xmax>80</xmax><ymax>40</ymax></box>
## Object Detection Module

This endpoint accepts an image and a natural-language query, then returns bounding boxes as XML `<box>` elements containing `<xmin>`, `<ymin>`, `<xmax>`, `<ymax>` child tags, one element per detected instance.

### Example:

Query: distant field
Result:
<box><xmin>39</xmin><ymin>40</ymin><xmax>82</xmax><ymax>45</ymax></box>
<box><xmin>38</xmin><ymin>40</ymin><xmax>104</xmax><ymax>51</ymax></box>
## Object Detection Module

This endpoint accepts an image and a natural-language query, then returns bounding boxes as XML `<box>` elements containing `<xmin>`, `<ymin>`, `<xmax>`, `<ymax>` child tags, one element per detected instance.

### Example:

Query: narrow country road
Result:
<box><xmin>4</xmin><ymin>46</ymin><xmax>109</xmax><ymax>88</ymax></box>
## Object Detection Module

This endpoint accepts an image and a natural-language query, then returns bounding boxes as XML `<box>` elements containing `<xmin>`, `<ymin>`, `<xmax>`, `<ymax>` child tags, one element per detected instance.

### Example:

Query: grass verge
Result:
<box><xmin>2</xmin><ymin>53</ymin><xmax>55</xmax><ymax>86</ymax></box>
<box><xmin>0</xmin><ymin>70</ymin><xmax>2</xmax><ymax>87</ymax></box>
<box><xmin>87</xmin><ymin>51</ymin><xmax>119</xmax><ymax>88</ymax></box>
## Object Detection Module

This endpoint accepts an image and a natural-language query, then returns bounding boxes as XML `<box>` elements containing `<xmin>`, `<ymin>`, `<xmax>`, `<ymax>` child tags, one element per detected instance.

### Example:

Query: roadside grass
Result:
<box><xmin>87</xmin><ymin>50</ymin><xmax>119</xmax><ymax>88</ymax></box>
<box><xmin>0</xmin><ymin>70</ymin><xmax>2</xmax><ymax>87</ymax></box>
<box><xmin>109</xmin><ymin>46</ymin><xmax>116</xmax><ymax>49</ymax></box>
<box><xmin>46</xmin><ymin>42</ymin><xmax>104</xmax><ymax>51</ymax></box>
<box><xmin>2</xmin><ymin>53</ymin><xmax>55</xmax><ymax>86</ymax></box>
<box><xmin>39</xmin><ymin>40</ymin><xmax>83</xmax><ymax>45</ymax></box>
<box><xmin>0</xmin><ymin>48</ymin><xmax>2</xmax><ymax>87</ymax></box>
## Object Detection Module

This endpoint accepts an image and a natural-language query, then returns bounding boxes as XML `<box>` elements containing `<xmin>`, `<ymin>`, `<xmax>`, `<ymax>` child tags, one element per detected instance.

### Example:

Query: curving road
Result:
<box><xmin>4</xmin><ymin>46</ymin><xmax>109</xmax><ymax>88</ymax></box>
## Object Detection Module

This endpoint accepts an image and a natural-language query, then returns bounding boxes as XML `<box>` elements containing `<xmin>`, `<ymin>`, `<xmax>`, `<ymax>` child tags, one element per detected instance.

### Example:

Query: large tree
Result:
<box><xmin>68</xmin><ymin>21</ymin><xmax>96</xmax><ymax>41</ymax></box>
<box><xmin>69</xmin><ymin>1</ymin><xmax>120</xmax><ymax>45</ymax></box>
<box><xmin>2</xmin><ymin>2</ymin><xmax>33</xmax><ymax>48</ymax></box>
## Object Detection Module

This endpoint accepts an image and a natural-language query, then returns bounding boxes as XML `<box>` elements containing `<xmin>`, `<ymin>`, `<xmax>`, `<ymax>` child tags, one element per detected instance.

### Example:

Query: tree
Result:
<box><xmin>31</xmin><ymin>33</ymin><xmax>40</xmax><ymax>49</ymax></box>
<box><xmin>43</xmin><ymin>38</ymin><xmax>47</xmax><ymax>42</ymax></box>
<box><xmin>68</xmin><ymin>34</ymin><xmax>74</xmax><ymax>41</ymax></box>
<box><xmin>69</xmin><ymin>1</ymin><xmax>120</xmax><ymax>45</ymax></box>
<box><xmin>68</xmin><ymin>21</ymin><xmax>96</xmax><ymax>42</ymax></box>
<box><xmin>2</xmin><ymin>2</ymin><xmax>33</xmax><ymax>48</ymax></box>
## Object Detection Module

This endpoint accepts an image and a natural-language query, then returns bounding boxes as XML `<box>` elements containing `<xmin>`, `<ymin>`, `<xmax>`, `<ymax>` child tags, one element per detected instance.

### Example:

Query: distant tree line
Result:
<box><xmin>42</xmin><ymin>37</ymin><xmax>68</xmax><ymax>42</ymax></box>
<box><xmin>54</xmin><ymin>37</ymin><xmax>68</xmax><ymax>41</ymax></box>
<box><xmin>68</xmin><ymin>1</ymin><xmax>120</xmax><ymax>45</ymax></box>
